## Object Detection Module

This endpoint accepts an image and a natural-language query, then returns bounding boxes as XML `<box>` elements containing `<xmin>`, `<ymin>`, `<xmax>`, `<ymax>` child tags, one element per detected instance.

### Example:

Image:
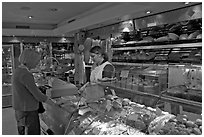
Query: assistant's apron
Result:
<box><xmin>83</xmin><ymin>61</ymin><xmax>111</xmax><ymax>102</ymax></box>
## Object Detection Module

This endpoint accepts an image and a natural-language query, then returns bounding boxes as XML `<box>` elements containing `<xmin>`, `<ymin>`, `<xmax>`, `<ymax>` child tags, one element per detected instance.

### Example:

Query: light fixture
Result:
<box><xmin>146</xmin><ymin>11</ymin><xmax>151</xmax><ymax>14</ymax></box>
<box><xmin>184</xmin><ymin>2</ymin><xmax>190</xmax><ymax>5</ymax></box>
<box><xmin>122</xmin><ymin>27</ymin><xmax>130</xmax><ymax>32</ymax></box>
<box><xmin>20</xmin><ymin>6</ymin><xmax>31</xmax><ymax>10</ymax></box>
<box><xmin>28</xmin><ymin>16</ymin><xmax>33</xmax><ymax>19</ymax></box>
<box><xmin>49</xmin><ymin>8</ymin><xmax>58</xmax><ymax>12</ymax></box>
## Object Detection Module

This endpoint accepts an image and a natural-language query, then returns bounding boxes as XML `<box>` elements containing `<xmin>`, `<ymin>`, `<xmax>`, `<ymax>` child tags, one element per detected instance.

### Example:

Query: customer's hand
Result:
<box><xmin>46</xmin><ymin>88</ymin><xmax>52</xmax><ymax>98</ymax></box>
<box><xmin>78</xmin><ymin>82</ymin><xmax>89</xmax><ymax>94</ymax></box>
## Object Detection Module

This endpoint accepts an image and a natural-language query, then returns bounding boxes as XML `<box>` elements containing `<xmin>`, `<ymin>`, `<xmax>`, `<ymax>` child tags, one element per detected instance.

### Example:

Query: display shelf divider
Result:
<box><xmin>112</xmin><ymin>42</ymin><xmax>202</xmax><ymax>51</ymax></box>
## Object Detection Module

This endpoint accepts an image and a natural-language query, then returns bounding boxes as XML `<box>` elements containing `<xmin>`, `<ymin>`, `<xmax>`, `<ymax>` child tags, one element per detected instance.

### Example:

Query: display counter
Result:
<box><xmin>39</xmin><ymin>86</ymin><xmax>202</xmax><ymax>135</ymax></box>
<box><xmin>99</xmin><ymin>82</ymin><xmax>202</xmax><ymax>120</ymax></box>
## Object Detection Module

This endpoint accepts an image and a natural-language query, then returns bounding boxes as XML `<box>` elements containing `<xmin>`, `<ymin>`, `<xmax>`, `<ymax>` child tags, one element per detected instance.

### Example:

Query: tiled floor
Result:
<box><xmin>2</xmin><ymin>107</ymin><xmax>46</xmax><ymax>135</ymax></box>
<box><xmin>2</xmin><ymin>107</ymin><xmax>18</xmax><ymax>135</ymax></box>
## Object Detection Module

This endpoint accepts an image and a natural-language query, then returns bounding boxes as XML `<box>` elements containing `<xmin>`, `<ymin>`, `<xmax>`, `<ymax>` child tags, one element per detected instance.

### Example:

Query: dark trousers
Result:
<box><xmin>15</xmin><ymin>110</ymin><xmax>40</xmax><ymax>135</ymax></box>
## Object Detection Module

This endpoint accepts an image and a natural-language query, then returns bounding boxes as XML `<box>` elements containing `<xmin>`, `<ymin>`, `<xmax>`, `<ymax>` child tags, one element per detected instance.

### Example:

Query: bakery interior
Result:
<box><xmin>2</xmin><ymin>2</ymin><xmax>202</xmax><ymax>135</ymax></box>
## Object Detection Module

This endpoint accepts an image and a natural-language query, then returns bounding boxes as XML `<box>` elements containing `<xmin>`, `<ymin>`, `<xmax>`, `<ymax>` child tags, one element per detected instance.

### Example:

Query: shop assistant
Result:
<box><xmin>80</xmin><ymin>46</ymin><xmax>115</xmax><ymax>102</ymax></box>
<box><xmin>89</xmin><ymin>46</ymin><xmax>115</xmax><ymax>83</ymax></box>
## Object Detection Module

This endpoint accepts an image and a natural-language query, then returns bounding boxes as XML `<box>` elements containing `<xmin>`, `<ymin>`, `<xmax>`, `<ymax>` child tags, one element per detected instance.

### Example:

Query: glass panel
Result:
<box><xmin>2</xmin><ymin>45</ymin><xmax>14</xmax><ymax>107</ymax></box>
<box><xmin>2</xmin><ymin>45</ymin><xmax>14</xmax><ymax>86</ymax></box>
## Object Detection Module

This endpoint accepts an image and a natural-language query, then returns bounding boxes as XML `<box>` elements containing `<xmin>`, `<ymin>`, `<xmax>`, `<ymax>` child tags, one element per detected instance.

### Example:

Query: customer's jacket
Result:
<box><xmin>12</xmin><ymin>67</ymin><xmax>48</xmax><ymax>111</ymax></box>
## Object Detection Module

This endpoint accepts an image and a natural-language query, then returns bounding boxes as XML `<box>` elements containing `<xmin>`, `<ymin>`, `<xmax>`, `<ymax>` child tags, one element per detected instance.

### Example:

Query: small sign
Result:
<box><xmin>120</xmin><ymin>70</ymin><xmax>129</xmax><ymax>78</ymax></box>
<box><xmin>156</xmin><ymin>107</ymin><xmax>163</xmax><ymax>116</ymax></box>
<box><xmin>106</xmin><ymin>100</ymin><xmax>112</xmax><ymax>112</ymax></box>
<box><xmin>147</xmin><ymin>22</ymin><xmax>157</xmax><ymax>27</ymax></box>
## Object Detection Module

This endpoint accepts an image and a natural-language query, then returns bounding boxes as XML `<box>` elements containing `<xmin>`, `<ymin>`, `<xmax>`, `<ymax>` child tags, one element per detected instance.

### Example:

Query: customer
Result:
<box><xmin>12</xmin><ymin>48</ymin><xmax>55</xmax><ymax>135</ymax></box>
<box><xmin>80</xmin><ymin>46</ymin><xmax>115</xmax><ymax>102</ymax></box>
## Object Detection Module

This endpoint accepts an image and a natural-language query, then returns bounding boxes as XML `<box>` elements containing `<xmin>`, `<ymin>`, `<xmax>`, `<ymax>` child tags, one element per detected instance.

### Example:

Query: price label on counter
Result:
<box><xmin>120</xmin><ymin>70</ymin><xmax>129</xmax><ymax>78</ymax></box>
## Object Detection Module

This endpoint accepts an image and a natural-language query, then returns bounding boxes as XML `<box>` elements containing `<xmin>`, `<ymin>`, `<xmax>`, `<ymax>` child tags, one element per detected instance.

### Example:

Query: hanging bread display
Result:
<box><xmin>84</xmin><ymin>38</ymin><xmax>93</xmax><ymax>63</ymax></box>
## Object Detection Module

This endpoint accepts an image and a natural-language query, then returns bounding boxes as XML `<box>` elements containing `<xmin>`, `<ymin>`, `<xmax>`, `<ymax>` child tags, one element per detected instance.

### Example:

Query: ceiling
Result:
<box><xmin>2</xmin><ymin>2</ymin><xmax>200</xmax><ymax>37</ymax></box>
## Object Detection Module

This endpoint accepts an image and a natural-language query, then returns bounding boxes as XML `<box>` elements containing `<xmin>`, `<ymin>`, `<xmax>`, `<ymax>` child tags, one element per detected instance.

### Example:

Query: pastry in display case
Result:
<box><xmin>40</xmin><ymin>89</ymin><xmax>202</xmax><ymax>135</ymax></box>
<box><xmin>163</xmin><ymin>65</ymin><xmax>202</xmax><ymax>120</ymax></box>
<box><xmin>38</xmin><ymin>5</ymin><xmax>202</xmax><ymax>135</ymax></box>
<box><xmin>102</xmin><ymin>65</ymin><xmax>167</xmax><ymax>107</ymax></box>
<box><xmin>108</xmin><ymin>15</ymin><xmax>202</xmax><ymax>111</ymax></box>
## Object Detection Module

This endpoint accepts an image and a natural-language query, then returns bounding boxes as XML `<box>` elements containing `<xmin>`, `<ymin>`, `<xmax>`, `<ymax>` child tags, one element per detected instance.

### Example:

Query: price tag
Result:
<box><xmin>147</xmin><ymin>22</ymin><xmax>157</xmax><ymax>27</ymax></box>
<box><xmin>106</xmin><ymin>100</ymin><xmax>112</xmax><ymax>112</ymax></box>
<box><xmin>120</xmin><ymin>70</ymin><xmax>129</xmax><ymax>78</ymax></box>
<box><xmin>110</xmin><ymin>89</ymin><xmax>116</xmax><ymax>96</ymax></box>
<box><xmin>156</xmin><ymin>107</ymin><xmax>163</xmax><ymax>116</ymax></box>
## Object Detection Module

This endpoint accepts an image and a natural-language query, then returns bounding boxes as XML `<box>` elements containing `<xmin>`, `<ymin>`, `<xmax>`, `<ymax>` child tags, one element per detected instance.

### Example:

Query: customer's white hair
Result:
<box><xmin>19</xmin><ymin>48</ymin><xmax>41</xmax><ymax>67</ymax></box>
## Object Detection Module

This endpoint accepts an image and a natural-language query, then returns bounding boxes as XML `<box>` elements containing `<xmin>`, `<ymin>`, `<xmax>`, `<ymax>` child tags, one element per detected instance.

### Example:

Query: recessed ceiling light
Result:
<box><xmin>49</xmin><ymin>8</ymin><xmax>58</xmax><ymax>12</ymax></box>
<box><xmin>146</xmin><ymin>11</ymin><xmax>151</xmax><ymax>14</ymax></box>
<box><xmin>20</xmin><ymin>6</ymin><xmax>31</xmax><ymax>10</ymax></box>
<box><xmin>28</xmin><ymin>16</ymin><xmax>33</xmax><ymax>19</ymax></box>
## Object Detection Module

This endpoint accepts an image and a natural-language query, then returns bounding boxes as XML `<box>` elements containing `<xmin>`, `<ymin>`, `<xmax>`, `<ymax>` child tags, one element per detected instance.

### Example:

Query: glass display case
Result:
<box><xmin>101</xmin><ymin>17</ymin><xmax>202</xmax><ymax>119</ymax></box>
<box><xmin>101</xmin><ymin>65</ymin><xmax>168</xmax><ymax>107</ymax></box>
<box><xmin>163</xmin><ymin>65</ymin><xmax>202</xmax><ymax>120</ymax></box>
<box><xmin>2</xmin><ymin>45</ymin><xmax>15</xmax><ymax>107</ymax></box>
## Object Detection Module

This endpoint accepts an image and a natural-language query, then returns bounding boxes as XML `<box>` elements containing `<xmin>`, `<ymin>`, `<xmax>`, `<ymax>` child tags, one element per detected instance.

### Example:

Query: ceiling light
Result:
<box><xmin>184</xmin><ymin>2</ymin><xmax>190</xmax><ymax>5</ymax></box>
<box><xmin>122</xmin><ymin>27</ymin><xmax>130</xmax><ymax>32</ymax></box>
<box><xmin>146</xmin><ymin>11</ymin><xmax>151</xmax><ymax>14</ymax></box>
<box><xmin>20</xmin><ymin>6</ymin><xmax>31</xmax><ymax>10</ymax></box>
<box><xmin>28</xmin><ymin>16</ymin><xmax>33</xmax><ymax>19</ymax></box>
<box><xmin>49</xmin><ymin>8</ymin><xmax>58</xmax><ymax>12</ymax></box>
